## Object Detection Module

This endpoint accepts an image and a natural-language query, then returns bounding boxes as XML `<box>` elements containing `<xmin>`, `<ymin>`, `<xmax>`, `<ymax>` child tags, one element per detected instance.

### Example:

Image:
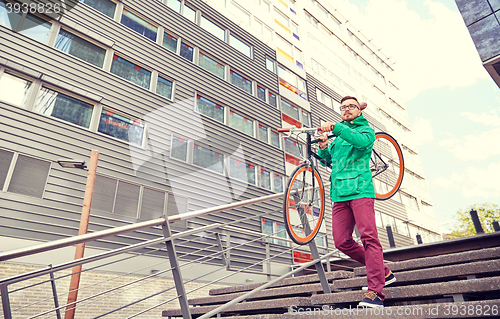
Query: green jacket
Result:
<box><xmin>317</xmin><ymin>114</ymin><xmax>376</xmax><ymax>202</ymax></box>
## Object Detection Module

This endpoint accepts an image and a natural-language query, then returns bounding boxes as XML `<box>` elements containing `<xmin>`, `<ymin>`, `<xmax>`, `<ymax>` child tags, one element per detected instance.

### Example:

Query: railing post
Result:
<box><xmin>416</xmin><ymin>234</ymin><xmax>423</xmax><ymax>244</ymax></box>
<box><xmin>470</xmin><ymin>209</ymin><xmax>484</xmax><ymax>234</ymax></box>
<box><xmin>215</xmin><ymin>233</ymin><xmax>228</xmax><ymax>267</ymax></box>
<box><xmin>292</xmin><ymin>193</ymin><xmax>330</xmax><ymax>294</ymax></box>
<box><xmin>493</xmin><ymin>221</ymin><xmax>500</xmax><ymax>232</ymax></box>
<box><xmin>162</xmin><ymin>219</ymin><xmax>192</xmax><ymax>319</ymax></box>
<box><xmin>226</xmin><ymin>234</ymin><xmax>231</xmax><ymax>270</ymax></box>
<box><xmin>386</xmin><ymin>226</ymin><xmax>396</xmax><ymax>248</ymax></box>
<box><xmin>49</xmin><ymin>265</ymin><xmax>62</xmax><ymax>319</ymax></box>
<box><xmin>265</xmin><ymin>243</ymin><xmax>271</xmax><ymax>281</ymax></box>
<box><xmin>308</xmin><ymin>239</ymin><xmax>331</xmax><ymax>294</ymax></box>
<box><xmin>1</xmin><ymin>283</ymin><xmax>12</xmax><ymax>319</ymax></box>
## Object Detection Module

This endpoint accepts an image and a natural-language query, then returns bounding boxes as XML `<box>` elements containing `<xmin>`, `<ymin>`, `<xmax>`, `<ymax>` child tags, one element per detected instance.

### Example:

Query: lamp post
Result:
<box><xmin>58</xmin><ymin>150</ymin><xmax>99</xmax><ymax>319</ymax></box>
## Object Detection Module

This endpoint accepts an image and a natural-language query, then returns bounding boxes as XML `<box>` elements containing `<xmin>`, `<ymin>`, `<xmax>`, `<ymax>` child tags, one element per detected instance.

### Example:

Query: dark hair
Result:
<box><xmin>340</xmin><ymin>96</ymin><xmax>359</xmax><ymax>104</ymax></box>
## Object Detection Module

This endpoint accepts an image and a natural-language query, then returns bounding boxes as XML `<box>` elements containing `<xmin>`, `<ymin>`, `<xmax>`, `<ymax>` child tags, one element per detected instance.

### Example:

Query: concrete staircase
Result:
<box><xmin>162</xmin><ymin>246</ymin><xmax>500</xmax><ymax>318</ymax></box>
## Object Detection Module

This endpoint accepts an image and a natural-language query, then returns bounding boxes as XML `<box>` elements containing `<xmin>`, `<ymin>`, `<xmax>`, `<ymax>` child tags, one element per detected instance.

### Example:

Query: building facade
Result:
<box><xmin>0</xmin><ymin>0</ymin><xmax>440</xmax><ymax>280</ymax></box>
<box><xmin>455</xmin><ymin>0</ymin><xmax>500</xmax><ymax>88</ymax></box>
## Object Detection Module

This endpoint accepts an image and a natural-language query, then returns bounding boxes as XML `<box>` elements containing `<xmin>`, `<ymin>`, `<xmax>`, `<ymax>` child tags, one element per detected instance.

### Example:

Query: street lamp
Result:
<box><xmin>57</xmin><ymin>160</ymin><xmax>87</xmax><ymax>169</ymax></box>
<box><xmin>57</xmin><ymin>151</ymin><xmax>99</xmax><ymax>319</ymax></box>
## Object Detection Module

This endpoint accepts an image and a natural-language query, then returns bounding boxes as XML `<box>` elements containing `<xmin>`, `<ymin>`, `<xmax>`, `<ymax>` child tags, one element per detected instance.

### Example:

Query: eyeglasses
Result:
<box><xmin>339</xmin><ymin>104</ymin><xmax>360</xmax><ymax>112</ymax></box>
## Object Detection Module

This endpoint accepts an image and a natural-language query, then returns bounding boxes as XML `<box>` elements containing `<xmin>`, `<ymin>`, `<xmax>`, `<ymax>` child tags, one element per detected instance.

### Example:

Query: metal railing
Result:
<box><xmin>0</xmin><ymin>191</ymin><xmax>344</xmax><ymax>319</ymax></box>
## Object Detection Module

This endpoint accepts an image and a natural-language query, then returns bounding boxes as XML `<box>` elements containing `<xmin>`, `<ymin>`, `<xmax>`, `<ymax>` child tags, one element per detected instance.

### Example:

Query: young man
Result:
<box><xmin>317</xmin><ymin>96</ymin><xmax>395</xmax><ymax>308</ymax></box>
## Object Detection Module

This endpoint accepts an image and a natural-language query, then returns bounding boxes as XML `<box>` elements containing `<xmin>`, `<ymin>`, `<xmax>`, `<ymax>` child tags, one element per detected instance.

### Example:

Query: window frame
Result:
<box><xmin>54</xmin><ymin>27</ymin><xmax>108</xmax><ymax>69</ymax></box>
<box><xmin>33</xmin><ymin>84</ymin><xmax>97</xmax><ymax>130</ymax></box>
<box><xmin>97</xmin><ymin>107</ymin><xmax>147</xmax><ymax>147</ymax></box>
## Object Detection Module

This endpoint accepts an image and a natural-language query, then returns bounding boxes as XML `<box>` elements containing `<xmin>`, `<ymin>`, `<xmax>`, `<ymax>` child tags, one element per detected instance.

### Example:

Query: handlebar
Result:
<box><xmin>277</xmin><ymin>125</ymin><xmax>334</xmax><ymax>133</ymax></box>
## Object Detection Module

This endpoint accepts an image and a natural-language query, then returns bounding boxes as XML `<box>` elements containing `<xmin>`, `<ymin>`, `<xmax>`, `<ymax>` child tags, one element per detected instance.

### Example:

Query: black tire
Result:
<box><xmin>283</xmin><ymin>164</ymin><xmax>326</xmax><ymax>245</ymax></box>
<box><xmin>371</xmin><ymin>132</ymin><xmax>405</xmax><ymax>200</ymax></box>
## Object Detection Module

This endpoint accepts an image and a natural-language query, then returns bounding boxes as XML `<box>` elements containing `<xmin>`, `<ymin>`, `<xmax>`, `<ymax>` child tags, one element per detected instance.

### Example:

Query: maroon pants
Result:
<box><xmin>332</xmin><ymin>198</ymin><xmax>390</xmax><ymax>298</ymax></box>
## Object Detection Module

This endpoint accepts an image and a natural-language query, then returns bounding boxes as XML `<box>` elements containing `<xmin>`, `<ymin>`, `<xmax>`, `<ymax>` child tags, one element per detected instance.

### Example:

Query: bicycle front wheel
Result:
<box><xmin>371</xmin><ymin>132</ymin><xmax>404</xmax><ymax>200</ymax></box>
<box><xmin>283</xmin><ymin>164</ymin><xmax>325</xmax><ymax>245</ymax></box>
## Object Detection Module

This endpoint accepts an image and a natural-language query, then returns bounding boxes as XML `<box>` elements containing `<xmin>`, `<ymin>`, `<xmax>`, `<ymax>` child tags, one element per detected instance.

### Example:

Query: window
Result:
<box><xmin>0</xmin><ymin>72</ymin><xmax>32</xmax><ymax>107</ymax></box>
<box><xmin>273</xmin><ymin>173</ymin><xmax>283</xmax><ymax>192</ymax></box>
<box><xmin>199</xmin><ymin>53</ymin><xmax>225</xmax><ymax>79</ymax></box>
<box><xmin>422</xmin><ymin>202</ymin><xmax>434</xmax><ymax>217</ymax></box>
<box><xmin>7</xmin><ymin>11</ymin><xmax>51</xmax><ymax>43</ymax></box>
<box><xmin>98</xmin><ymin>109</ymin><xmax>145</xmax><ymax>146</ymax></box>
<box><xmin>229</xmin><ymin>1</ymin><xmax>251</xmax><ymax>25</ymax></box>
<box><xmin>291</xmin><ymin>22</ymin><xmax>299</xmax><ymax>39</ymax></box>
<box><xmin>270</xmin><ymin>130</ymin><xmax>280</xmax><ymax>148</ymax></box>
<box><xmin>268</xmin><ymin>92</ymin><xmax>277</xmax><ymax>108</ymax></box>
<box><xmin>260</xmin><ymin>168</ymin><xmax>271</xmax><ymax>190</ymax></box>
<box><xmin>92</xmin><ymin>175</ymin><xmax>117</xmax><ymax>213</ymax></box>
<box><xmin>8</xmin><ymin>154</ymin><xmax>50</xmax><ymax>198</ymax></box>
<box><xmin>55</xmin><ymin>29</ymin><xmax>106</xmax><ymax>68</ymax></box>
<box><xmin>262</xmin><ymin>219</ymin><xmax>288</xmax><ymax>245</ymax></box>
<box><xmin>157</xmin><ymin>76</ymin><xmax>173</xmax><ymax>99</ymax></box>
<box><xmin>200</xmin><ymin>16</ymin><xmax>225</xmax><ymax>41</ymax></box>
<box><xmin>257</xmin><ymin>85</ymin><xmax>266</xmax><ymax>102</ymax></box>
<box><xmin>180</xmin><ymin>42</ymin><xmax>194</xmax><ymax>61</ymax></box>
<box><xmin>395</xmin><ymin>219</ymin><xmax>409</xmax><ymax>236</ymax></box>
<box><xmin>301</xmin><ymin>110</ymin><xmax>310</xmax><ymax>127</ymax></box>
<box><xmin>163</xmin><ymin>32</ymin><xmax>178</xmax><ymax>53</ymax></box>
<box><xmin>281</xmin><ymin>99</ymin><xmax>299</xmax><ymax>121</ymax></box>
<box><xmin>278</xmin><ymin>65</ymin><xmax>307</xmax><ymax>99</ymax></box>
<box><xmin>79</xmin><ymin>0</ymin><xmax>116</xmax><ymax>18</ymax></box>
<box><xmin>34</xmin><ymin>87</ymin><xmax>93</xmax><ymax>128</ymax></box>
<box><xmin>140</xmin><ymin>187</ymin><xmax>166</xmax><ymax>220</ymax></box>
<box><xmin>193</xmin><ymin>144</ymin><xmax>224</xmax><ymax>173</ymax></box>
<box><xmin>229</xmin><ymin>110</ymin><xmax>254</xmax><ymax>136</ymax></box>
<box><xmin>230</xmin><ymin>70</ymin><xmax>252</xmax><ymax>94</ymax></box>
<box><xmin>284</xmin><ymin>137</ymin><xmax>302</xmax><ymax>157</ymax></box>
<box><xmin>171</xmin><ymin>135</ymin><xmax>187</xmax><ymax>161</ymax></box>
<box><xmin>266</xmin><ymin>57</ymin><xmax>275</xmax><ymax>73</ymax></box>
<box><xmin>110</xmin><ymin>55</ymin><xmax>151</xmax><ymax>89</ymax></box>
<box><xmin>258</xmin><ymin>124</ymin><xmax>268</xmax><ymax>143</ymax></box>
<box><xmin>121</xmin><ymin>9</ymin><xmax>158</xmax><ymax>42</ymax></box>
<box><xmin>229</xmin><ymin>34</ymin><xmax>251</xmax><ymax>57</ymax></box>
<box><xmin>92</xmin><ymin>176</ymin><xmax>141</xmax><ymax>218</ymax></box>
<box><xmin>182</xmin><ymin>4</ymin><xmax>196</xmax><ymax>22</ymax></box>
<box><xmin>262</xmin><ymin>219</ymin><xmax>274</xmax><ymax>243</ymax></box>
<box><xmin>274</xmin><ymin>8</ymin><xmax>290</xmax><ymax>29</ymax></box>
<box><xmin>167</xmin><ymin>0</ymin><xmax>181</xmax><ymax>12</ymax></box>
<box><xmin>230</xmin><ymin>158</ymin><xmax>255</xmax><ymax>185</ymax></box>
<box><xmin>0</xmin><ymin>149</ymin><xmax>13</xmax><ymax>189</ymax></box>
<box><xmin>114</xmin><ymin>181</ymin><xmax>141</xmax><ymax>217</ymax></box>
<box><xmin>374</xmin><ymin>210</ymin><xmax>383</xmax><ymax>228</ymax></box>
<box><xmin>196</xmin><ymin>95</ymin><xmax>224</xmax><ymax>123</ymax></box>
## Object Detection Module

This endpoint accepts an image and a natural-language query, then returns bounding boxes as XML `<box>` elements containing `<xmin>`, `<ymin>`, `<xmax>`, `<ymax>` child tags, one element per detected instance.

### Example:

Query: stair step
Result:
<box><xmin>188</xmin><ymin>259</ymin><xmax>500</xmax><ymax>307</ymax></box>
<box><xmin>191</xmin><ymin>282</ymin><xmax>327</xmax><ymax>306</ymax></box>
<box><xmin>220</xmin><ymin>300</ymin><xmax>500</xmax><ymax>318</ymax></box>
<box><xmin>334</xmin><ymin>259</ymin><xmax>500</xmax><ymax>290</ymax></box>
<box><xmin>208</xmin><ymin>270</ymin><xmax>352</xmax><ymax>296</ymax></box>
<box><xmin>312</xmin><ymin>276</ymin><xmax>500</xmax><ymax>305</ymax></box>
<box><xmin>355</xmin><ymin>246</ymin><xmax>500</xmax><ymax>276</ymax></box>
<box><xmin>162</xmin><ymin>296</ymin><xmax>314</xmax><ymax>317</ymax></box>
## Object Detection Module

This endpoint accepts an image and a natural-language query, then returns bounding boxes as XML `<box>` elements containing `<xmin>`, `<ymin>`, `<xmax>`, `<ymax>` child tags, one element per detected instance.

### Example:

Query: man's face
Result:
<box><xmin>340</xmin><ymin>99</ymin><xmax>361</xmax><ymax>121</ymax></box>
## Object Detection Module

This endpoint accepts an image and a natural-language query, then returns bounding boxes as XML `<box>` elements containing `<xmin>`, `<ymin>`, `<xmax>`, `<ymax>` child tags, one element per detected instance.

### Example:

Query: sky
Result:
<box><xmin>335</xmin><ymin>0</ymin><xmax>500</xmax><ymax>233</ymax></box>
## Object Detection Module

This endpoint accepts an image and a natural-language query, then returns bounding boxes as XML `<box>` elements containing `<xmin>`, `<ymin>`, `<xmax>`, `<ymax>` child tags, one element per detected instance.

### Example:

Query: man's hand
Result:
<box><xmin>318</xmin><ymin>134</ymin><xmax>329</xmax><ymax>150</ymax></box>
<box><xmin>320</xmin><ymin>121</ymin><xmax>335</xmax><ymax>133</ymax></box>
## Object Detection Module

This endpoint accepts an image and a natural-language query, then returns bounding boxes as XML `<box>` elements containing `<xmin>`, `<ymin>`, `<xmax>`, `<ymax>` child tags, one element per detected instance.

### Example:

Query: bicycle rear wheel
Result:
<box><xmin>283</xmin><ymin>164</ymin><xmax>325</xmax><ymax>245</ymax></box>
<box><xmin>371</xmin><ymin>132</ymin><xmax>404</xmax><ymax>200</ymax></box>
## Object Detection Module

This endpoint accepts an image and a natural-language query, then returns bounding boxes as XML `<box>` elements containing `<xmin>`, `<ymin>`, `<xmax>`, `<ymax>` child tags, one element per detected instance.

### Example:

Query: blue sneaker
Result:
<box><xmin>385</xmin><ymin>271</ymin><xmax>396</xmax><ymax>286</ymax></box>
<box><xmin>359</xmin><ymin>291</ymin><xmax>384</xmax><ymax>308</ymax></box>
<box><xmin>362</xmin><ymin>271</ymin><xmax>396</xmax><ymax>290</ymax></box>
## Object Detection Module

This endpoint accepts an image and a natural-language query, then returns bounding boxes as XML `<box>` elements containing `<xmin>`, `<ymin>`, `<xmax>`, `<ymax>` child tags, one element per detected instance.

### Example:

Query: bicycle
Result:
<box><xmin>277</xmin><ymin>126</ymin><xmax>404</xmax><ymax>245</ymax></box>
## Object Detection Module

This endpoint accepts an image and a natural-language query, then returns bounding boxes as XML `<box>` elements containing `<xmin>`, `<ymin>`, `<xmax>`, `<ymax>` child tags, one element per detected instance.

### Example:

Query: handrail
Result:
<box><xmin>0</xmin><ymin>192</ymin><xmax>283</xmax><ymax>262</ymax></box>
